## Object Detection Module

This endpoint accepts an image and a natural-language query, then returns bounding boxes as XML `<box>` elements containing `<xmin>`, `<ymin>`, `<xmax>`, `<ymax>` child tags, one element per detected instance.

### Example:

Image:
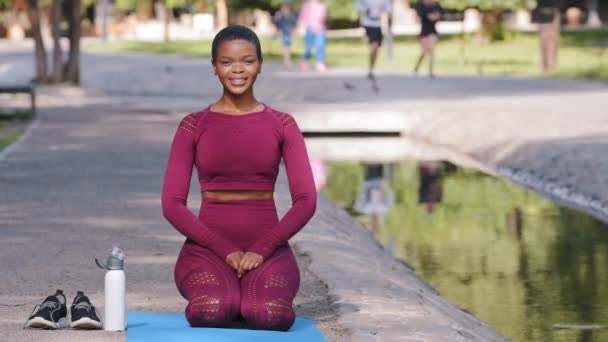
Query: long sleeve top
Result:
<box><xmin>161</xmin><ymin>104</ymin><xmax>317</xmax><ymax>260</ymax></box>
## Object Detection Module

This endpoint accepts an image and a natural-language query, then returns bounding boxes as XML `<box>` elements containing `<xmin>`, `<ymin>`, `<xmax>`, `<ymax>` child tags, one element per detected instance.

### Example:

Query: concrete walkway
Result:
<box><xmin>3</xmin><ymin>40</ymin><xmax>608</xmax><ymax>341</ymax></box>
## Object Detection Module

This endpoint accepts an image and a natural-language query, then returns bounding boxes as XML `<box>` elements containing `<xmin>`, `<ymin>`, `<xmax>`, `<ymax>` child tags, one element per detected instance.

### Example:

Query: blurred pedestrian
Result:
<box><xmin>413</xmin><ymin>0</ymin><xmax>443</xmax><ymax>78</ymax></box>
<box><xmin>299</xmin><ymin>0</ymin><xmax>328</xmax><ymax>72</ymax></box>
<box><xmin>355</xmin><ymin>0</ymin><xmax>392</xmax><ymax>90</ymax></box>
<box><xmin>418</xmin><ymin>161</ymin><xmax>442</xmax><ymax>214</ymax></box>
<box><xmin>532</xmin><ymin>0</ymin><xmax>561</xmax><ymax>72</ymax></box>
<box><xmin>273</xmin><ymin>1</ymin><xmax>298</xmax><ymax>69</ymax></box>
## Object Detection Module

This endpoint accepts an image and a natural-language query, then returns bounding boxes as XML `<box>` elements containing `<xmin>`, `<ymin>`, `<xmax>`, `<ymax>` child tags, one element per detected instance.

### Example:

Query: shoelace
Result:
<box><xmin>40</xmin><ymin>301</ymin><xmax>59</xmax><ymax>310</ymax></box>
<box><xmin>22</xmin><ymin>300</ymin><xmax>60</xmax><ymax>328</ymax></box>
<box><xmin>73</xmin><ymin>301</ymin><xmax>91</xmax><ymax>312</ymax></box>
<box><xmin>73</xmin><ymin>300</ymin><xmax>103</xmax><ymax>324</ymax></box>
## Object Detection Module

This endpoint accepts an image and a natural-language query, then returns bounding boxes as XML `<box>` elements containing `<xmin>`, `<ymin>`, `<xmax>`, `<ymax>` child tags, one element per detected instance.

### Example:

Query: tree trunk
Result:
<box><xmin>480</xmin><ymin>9</ymin><xmax>503</xmax><ymax>42</ymax></box>
<box><xmin>459</xmin><ymin>20</ymin><xmax>466</xmax><ymax>66</ymax></box>
<box><xmin>198</xmin><ymin>0</ymin><xmax>208</xmax><ymax>13</ymax></box>
<box><xmin>51</xmin><ymin>0</ymin><xmax>62</xmax><ymax>83</ymax></box>
<box><xmin>27</xmin><ymin>0</ymin><xmax>47</xmax><ymax>83</ymax></box>
<box><xmin>163</xmin><ymin>2</ymin><xmax>170</xmax><ymax>42</ymax></box>
<box><xmin>14</xmin><ymin>0</ymin><xmax>32</xmax><ymax>22</ymax></box>
<box><xmin>216</xmin><ymin>0</ymin><xmax>228</xmax><ymax>28</ymax></box>
<box><xmin>66</xmin><ymin>0</ymin><xmax>80</xmax><ymax>84</ymax></box>
<box><xmin>136</xmin><ymin>0</ymin><xmax>153</xmax><ymax>21</ymax></box>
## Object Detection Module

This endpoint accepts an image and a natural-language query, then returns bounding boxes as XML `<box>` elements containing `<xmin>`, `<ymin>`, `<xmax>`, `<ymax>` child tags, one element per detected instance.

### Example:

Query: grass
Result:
<box><xmin>86</xmin><ymin>29</ymin><xmax>608</xmax><ymax>81</ymax></box>
<box><xmin>0</xmin><ymin>111</ymin><xmax>33</xmax><ymax>152</ymax></box>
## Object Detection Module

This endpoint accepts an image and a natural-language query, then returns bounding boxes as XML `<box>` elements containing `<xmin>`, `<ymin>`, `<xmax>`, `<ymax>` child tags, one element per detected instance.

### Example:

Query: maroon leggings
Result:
<box><xmin>174</xmin><ymin>198</ymin><xmax>300</xmax><ymax>331</ymax></box>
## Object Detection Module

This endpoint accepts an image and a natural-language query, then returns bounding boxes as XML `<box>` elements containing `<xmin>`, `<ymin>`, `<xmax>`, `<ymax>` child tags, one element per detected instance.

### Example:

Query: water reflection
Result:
<box><xmin>418</xmin><ymin>161</ymin><xmax>443</xmax><ymax>214</ymax></box>
<box><xmin>354</xmin><ymin>164</ymin><xmax>394</xmax><ymax>233</ymax></box>
<box><xmin>322</xmin><ymin>160</ymin><xmax>608</xmax><ymax>342</ymax></box>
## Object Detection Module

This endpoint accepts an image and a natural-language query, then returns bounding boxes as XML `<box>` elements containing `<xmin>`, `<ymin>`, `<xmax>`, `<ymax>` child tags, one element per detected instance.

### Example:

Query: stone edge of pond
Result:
<box><xmin>399</xmin><ymin>133</ymin><xmax>608</xmax><ymax>227</ymax></box>
<box><xmin>497</xmin><ymin>166</ymin><xmax>608</xmax><ymax>224</ymax></box>
<box><xmin>274</xmin><ymin>179</ymin><xmax>508</xmax><ymax>342</ymax></box>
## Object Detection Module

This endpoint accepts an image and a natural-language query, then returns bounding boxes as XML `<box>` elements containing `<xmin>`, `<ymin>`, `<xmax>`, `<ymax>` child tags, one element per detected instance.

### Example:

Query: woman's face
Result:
<box><xmin>213</xmin><ymin>39</ymin><xmax>262</xmax><ymax>96</ymax></box>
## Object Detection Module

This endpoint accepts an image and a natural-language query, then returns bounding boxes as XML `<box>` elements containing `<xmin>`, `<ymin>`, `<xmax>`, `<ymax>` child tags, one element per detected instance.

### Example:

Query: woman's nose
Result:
<box><xmin>232</xmin><ymin>63</ymin><xmax>244</xmax><ymax>73</ymax></box>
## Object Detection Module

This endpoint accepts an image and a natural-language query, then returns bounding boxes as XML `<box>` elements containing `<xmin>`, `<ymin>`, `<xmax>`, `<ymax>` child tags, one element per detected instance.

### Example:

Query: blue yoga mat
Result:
<box><xmin>127</xmin><ymin>312</ymin><xmax>325</xmax><ymax>342</ymax></box>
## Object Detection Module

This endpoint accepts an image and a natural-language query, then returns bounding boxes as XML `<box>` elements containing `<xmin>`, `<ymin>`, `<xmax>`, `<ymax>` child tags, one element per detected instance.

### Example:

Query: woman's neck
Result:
<box><xmin>216</xmin><ymin>91</ymin><xmax>260</xmax><ymax>113</ymax></box>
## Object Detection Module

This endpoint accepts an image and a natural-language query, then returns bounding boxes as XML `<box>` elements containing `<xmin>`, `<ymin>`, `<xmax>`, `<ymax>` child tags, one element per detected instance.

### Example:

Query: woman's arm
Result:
<box><xmin>247</xmin><ymin>114</ymin><xmax>317</xmax><ymax>260</ymax></box>
<box><xmin>432</xmin><ymin>3</ymin><xmax>444</xmax><ymax>22</ymax></box>
<box><xmin>162</xmin><ymin>114</ymin><xmax>241</xmax><ymax>260</ymax></box>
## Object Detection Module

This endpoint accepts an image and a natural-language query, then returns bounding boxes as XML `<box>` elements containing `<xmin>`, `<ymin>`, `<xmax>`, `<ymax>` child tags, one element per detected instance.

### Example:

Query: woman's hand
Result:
<box><xmin>225</xmin><ymin>251</ymin><xmax>244</xmax><ymax>271</ymax></box>
<box><xmin>237</xmin><ymin>252</ymin><xmax>263</xmax><ymax>278</ymax></box>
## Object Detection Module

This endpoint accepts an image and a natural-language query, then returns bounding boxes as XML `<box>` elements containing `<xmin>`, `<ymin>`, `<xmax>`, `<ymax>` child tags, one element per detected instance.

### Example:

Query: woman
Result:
<box><xmin>161</xmin><ymin>25</ymin><xmax>317</xmax><ymax>331</ymax></box>
<box><xmin>299</xmin><ymin>0</ymin><xmax>327</xmax><ymax>72</ymax></box>
<box><xmin>413</xmin><ymin>0</ymin><xmax>443</xmax><ymax>78</ymax></box>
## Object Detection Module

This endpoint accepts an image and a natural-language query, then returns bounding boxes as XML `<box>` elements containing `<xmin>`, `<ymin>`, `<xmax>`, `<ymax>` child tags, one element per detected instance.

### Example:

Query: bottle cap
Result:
<box><xmin>96</xmin><ymin>246</ymin><xmax>125</xmax><ymax>270</ymax></box>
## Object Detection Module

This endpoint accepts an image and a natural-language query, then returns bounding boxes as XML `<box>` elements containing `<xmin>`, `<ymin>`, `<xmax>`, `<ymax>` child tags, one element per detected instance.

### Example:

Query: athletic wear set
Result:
<box><xmin>162</xmin><ymin>104</ymin><xmax>316</xmax><ymax>331</ymax></box>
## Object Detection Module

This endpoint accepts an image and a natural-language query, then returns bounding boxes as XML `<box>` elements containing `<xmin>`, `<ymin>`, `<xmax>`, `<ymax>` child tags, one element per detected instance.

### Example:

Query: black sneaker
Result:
<box><xmin>70</xmin><ymin>291</ymin><xmax>103</xmax><ymax>329</ymax></box>
<box><xmin>24</xmin><ymin>289</ymin><xmax>68</xmax><ymax>329</ymax></box>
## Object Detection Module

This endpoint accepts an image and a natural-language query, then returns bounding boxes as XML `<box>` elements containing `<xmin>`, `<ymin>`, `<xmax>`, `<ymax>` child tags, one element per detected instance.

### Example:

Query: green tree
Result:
<box><xmin>436</xmin><ymin>0</ymin><xmax>531</xmax><ymax>41</ymax></box>
<box><xmin>227</xmin><ymin>0</ymin><xmax>285</xmax><ymax>11</ymax></box>
<box><xmin>27</xmin><ymin>0</ymin><xmax>47</xmax><ymax>83</ymax></box>
<box><xmin>0</xmin><ymin>0</ymin><xmax>12</xmax><ymax>11</ymax></box>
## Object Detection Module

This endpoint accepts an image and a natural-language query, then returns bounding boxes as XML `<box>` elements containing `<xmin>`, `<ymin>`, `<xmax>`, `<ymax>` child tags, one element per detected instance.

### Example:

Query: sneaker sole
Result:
<box><xmin>70</xmin><ymin>317</ymin><xmax>103</xmax><ymax>329</ymax></box>
<box><xmin>25</xmin><ymin>317</ymin><xmax>68</xmax><ymax>329</ymax></box>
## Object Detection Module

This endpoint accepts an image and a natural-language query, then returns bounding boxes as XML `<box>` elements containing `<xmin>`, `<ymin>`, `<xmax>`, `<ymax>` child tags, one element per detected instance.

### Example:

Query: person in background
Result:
<box><xmin>533</xmin><ymin>0</ymin><xmax>561</xmax><ymax>72</ymax></box>
<box><xmin>299</xmin><ymin>0</ymin><xmax>328</xmax><ymax>72</ymax></box>
<box><xmin>273</xmin><ymin>1</ymin><xmax>298</xmax><ymax>69</ymax></box>
<box><xmin>413</xmin><ymin>0</ymin><xmax>443</xmax><ymax>78</ymax></box>
<box><xmin>355</xmin><ymin>0</ymin><xmax>393</xmax><ymax>85</ymax></box>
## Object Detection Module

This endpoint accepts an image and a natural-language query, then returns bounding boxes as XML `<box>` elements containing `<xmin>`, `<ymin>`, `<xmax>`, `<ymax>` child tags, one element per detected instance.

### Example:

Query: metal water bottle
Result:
<box><xmin>96</xmin><ymin>246</ymin><xmax>126</xmax><ymax>331</ymax></box>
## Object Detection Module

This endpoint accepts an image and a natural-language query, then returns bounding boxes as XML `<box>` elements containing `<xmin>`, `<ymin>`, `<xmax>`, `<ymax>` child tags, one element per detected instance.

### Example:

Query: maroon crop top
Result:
<box><xmin>161</xmin><ymin>104</ymin><xmax>317</xmax><ymax>260</ymax></box>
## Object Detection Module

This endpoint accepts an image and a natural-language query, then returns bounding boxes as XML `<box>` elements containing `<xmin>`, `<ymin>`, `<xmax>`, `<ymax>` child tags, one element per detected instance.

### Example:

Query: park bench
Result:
<box><xmin>0</xmin><ymin>81</ymin><xmax>36</xmax><ymax>116</ymax></box>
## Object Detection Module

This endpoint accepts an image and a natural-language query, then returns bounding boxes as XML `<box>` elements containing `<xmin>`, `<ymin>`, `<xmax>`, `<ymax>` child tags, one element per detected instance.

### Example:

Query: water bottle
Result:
<box><xmin>96</xmin><ymin>246</ymin><xmax>126</xmax><ymax>331</ymax></box>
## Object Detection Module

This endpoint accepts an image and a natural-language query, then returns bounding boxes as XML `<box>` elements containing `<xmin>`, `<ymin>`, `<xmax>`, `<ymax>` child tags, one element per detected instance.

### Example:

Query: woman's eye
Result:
<box><xmin>222</xmin><ymin>61</ymin><xmax>231</xmax><ymax>66</ymax></box>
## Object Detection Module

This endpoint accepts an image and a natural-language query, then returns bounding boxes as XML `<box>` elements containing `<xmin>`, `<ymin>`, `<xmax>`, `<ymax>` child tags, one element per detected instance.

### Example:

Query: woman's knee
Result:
<box><xmin>240</xmin><ymin>297</ymin><xmax>295</xmax><ymax>331</ymax></box>
<box><xmin>185</xmin><ymin>292</ymin><xmax>241</xmax><ymax>327</ymax></box>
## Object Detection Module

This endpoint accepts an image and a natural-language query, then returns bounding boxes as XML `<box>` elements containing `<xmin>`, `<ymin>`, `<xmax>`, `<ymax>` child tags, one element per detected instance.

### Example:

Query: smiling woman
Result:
<box><xmin>161</xmin><ymin>25</ymin><xmax>317</xmax><ymax>332</ymax></box>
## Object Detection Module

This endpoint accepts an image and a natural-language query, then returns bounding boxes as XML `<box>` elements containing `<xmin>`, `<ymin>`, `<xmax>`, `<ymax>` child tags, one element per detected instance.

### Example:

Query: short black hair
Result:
<box><xmin>211</xmin><ymin>25</ymin><xmax>263</xmax><ymax>64</ymax></box>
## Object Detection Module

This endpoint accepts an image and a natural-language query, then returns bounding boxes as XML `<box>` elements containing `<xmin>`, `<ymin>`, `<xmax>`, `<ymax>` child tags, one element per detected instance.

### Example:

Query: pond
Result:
<box><xmin>320</xmin><ymin>160</ymin><xmax>608</xmax><ymax>342</ymax></box>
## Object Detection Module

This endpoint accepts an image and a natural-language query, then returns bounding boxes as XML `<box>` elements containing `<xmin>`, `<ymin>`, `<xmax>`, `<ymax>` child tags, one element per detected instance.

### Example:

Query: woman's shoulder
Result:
<box><xmin>177</xmin><ymin>108</ymin><xmax>209</xmax><ymax>134</ymax></box>
<box><xmin>263</xmin><ymin>105</ymin><xmax>297</xmax><ymax>128</ymax></box>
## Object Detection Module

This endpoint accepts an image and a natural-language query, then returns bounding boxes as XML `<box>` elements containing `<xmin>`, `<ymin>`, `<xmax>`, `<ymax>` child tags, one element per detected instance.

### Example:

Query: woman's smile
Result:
<box><xmin>229</xmin><ymin>77</ymin><xmax>247</xmax><ymax>86</ymax></box>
